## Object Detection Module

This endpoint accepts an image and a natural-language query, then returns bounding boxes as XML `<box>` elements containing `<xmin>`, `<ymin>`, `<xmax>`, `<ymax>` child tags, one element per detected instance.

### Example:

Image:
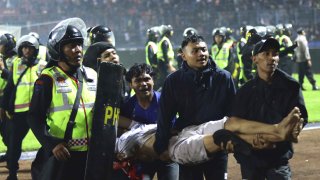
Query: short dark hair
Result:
<box><xmin>125</xmin><ymin>63</ymin><xmax>155</xmax><ymax>82</ymax></box>
<box><xmin>181</xmin><ymin>34</ymin><xmax>205</xmax><ymax>49</ymax></box>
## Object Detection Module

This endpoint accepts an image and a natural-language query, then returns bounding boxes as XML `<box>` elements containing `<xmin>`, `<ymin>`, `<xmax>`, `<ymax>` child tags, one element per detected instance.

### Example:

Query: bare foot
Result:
<box><xmin>277</xmin><ymin>107</ymin><xmax>301</xmax><ymax>141</ymax></box>
<box><xmin>291</xmin><ymin>117</ymin><xmax>304</xmax><ymax>143</ymax></box>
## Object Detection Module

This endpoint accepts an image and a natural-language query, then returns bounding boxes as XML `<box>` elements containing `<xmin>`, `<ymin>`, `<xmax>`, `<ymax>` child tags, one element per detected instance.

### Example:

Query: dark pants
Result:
<box><xmin>279</xmin><ymin>56</ymin><xmax>293</xmax><ymax>76</ymax></box>
<box><xmin>179</xmin><ymin>153</ymin><xmax>228</xmax><ymax>180</ymax></box>
<box><xmin>55</xmin><ymin>151</ymin><xmax>87</xmax><ymax>180</ymax></box>
<box><xmin>140</xmin><ymin>160</ymin><xmax>179</xmax><ymax>180</ymax></box>
<box><xmin>240</xmin><ymin>162</ymin><xmax>291</xmax><ymax>180</ymax></box>
<box><xmin>7</xmin><ymin>112</ymin><xmax>29</xmax><ymax>175</ymax></box>
<box><xmin>0</xmin><ymin>115</ymin><xmax>9</xmax><ymax>146</ymax></box>
<box><xmin>297</xmin><ymin>61</ymin><xmax>316</xmax><ymax>86</ymax></box>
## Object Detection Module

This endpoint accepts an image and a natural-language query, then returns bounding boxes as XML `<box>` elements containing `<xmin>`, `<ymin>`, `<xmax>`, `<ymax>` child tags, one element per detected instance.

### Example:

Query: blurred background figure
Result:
<box><xmin>295</xmin><ymin>28</ymin><xmax>319</xmax><ymax>90</ymax></box>
<box><xmin>29</xmin><ymin>32</ymin><xmax>48</xmax><ymax>62</ymax></box>
<box><xmin>88</xmin><ymin>25</ymin><xmax>115</xmax><ymax>47</ymax></box>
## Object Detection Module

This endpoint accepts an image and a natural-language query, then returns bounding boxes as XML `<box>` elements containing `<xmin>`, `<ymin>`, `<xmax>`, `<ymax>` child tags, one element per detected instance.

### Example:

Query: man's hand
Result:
<box><xmin>307</xmin><ymin>59</ymin><xmax>312</xmax><ymax>67</ymax></box>
<box><xmin>52</xmin><ymin>143</ymin><xmax>71</xmax><ymax>161</ymax></box>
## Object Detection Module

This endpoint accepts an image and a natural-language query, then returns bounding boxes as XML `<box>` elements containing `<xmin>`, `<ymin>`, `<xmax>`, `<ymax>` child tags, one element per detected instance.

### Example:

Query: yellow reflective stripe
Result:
<box><xmin>49</xmin><ymin>103</ymin><xmax>94</xmax><ymax>112</ymax></box>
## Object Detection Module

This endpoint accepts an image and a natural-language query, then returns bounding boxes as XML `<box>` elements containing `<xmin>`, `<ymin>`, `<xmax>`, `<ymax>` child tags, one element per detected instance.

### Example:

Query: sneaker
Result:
<box><xmin>0</xmin><ymin>154</ymin><xmax>7</xmax><ymax>163</ymax></box>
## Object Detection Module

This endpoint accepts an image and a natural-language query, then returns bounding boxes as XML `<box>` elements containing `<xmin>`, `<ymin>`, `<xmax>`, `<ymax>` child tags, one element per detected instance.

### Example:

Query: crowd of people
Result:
<box><xmin>0</xmin><ymin>14</ymin><xmax>312</xmax><ymax>180</ymax></box>
<box><xmin>1</xmin><ymin>0</ymin><xmax>320</xmax><ymax>48</ymax></box>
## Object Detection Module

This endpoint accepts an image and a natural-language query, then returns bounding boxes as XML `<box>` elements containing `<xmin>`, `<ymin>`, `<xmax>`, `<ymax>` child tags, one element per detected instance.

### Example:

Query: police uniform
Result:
<box><xmin>28</xmin><ymin>65</ymin><xmax>97</xmax><ymax>179</ymax></box>
<box><xmin>278</xmin><ymin>34</ymin><xmax>294</xmax><ymax>75</ymax></box>
<box><xmin>1</xmin><ymin>56</ymin><xmax>46</xmax><ymax>178</ymax></box>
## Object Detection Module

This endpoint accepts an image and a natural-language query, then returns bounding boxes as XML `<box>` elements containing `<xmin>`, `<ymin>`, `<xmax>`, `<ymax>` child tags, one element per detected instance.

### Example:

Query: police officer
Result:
<box><xmin>237</xmin><ymin>25</ymin><xmax>252</xmax><ymax>86</ymax></box>
<box><xmin>0</xmin><ymin>34</ymin><xmax>46</xmax><ymax>180</ymax></box>
<box><xmin>28</xmin><ymin>18</ymin><xmax>97</xmax><ymax>180</ymax></box>
<box><xmin>145</xmin><ymin>27</ymin><xmax>160</xmax><ymax>90</ymax></box>
<box><xmin>275</xmin><ymin>24</ymin><xmax>294</xmax><ymax>75</ymax></box>
<box><xmin>29</xmin><ymin>32</ymin><xmax>48</xmax><ymax>62</ymax></box>
<box><xmin>0</xmin><ymin>33</ymin><xmax>17</xmax><ymax>163</ymax></box>
<box><xmin>241</xmin><ymin>28</ymin><xmax>262</xmax><ymax>82</ymax></box>
<box><xmin>211</xmin><ymin>27</ymin><xmax>239</xmax><ymax>86</ymax></box>
<box><xmin>156</xmin><ymin>24</ymin><xmax>176</xmax><ymax>88</ymax></box>
<box><xmin>88</xmin><ymin>25</ymin><xmax>115</xmax><ymax>47</ymax></box>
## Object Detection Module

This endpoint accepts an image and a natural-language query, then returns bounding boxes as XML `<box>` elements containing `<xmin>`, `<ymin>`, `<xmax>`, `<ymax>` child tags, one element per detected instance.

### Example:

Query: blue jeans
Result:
<box><xmin>140</xmin><ymin>160</ymin><xmax>179</xmax><ymax>180</ymax></box>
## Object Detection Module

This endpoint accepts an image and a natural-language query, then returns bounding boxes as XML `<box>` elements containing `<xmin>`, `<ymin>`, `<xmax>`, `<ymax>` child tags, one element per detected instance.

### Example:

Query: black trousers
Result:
<box><xmin>279</xmin><ymin>56</ymin><xmax>293</xmax><ymax>76</ymax></box>
<box><xmin>297</xmin><ymin>61</ymin><xmax>316</xmax><ymax>86</ymax></box>
<box><xmin>179</xmin><ymin>153</ymin><xmax>227</xmax><ymax>180</ymax></box>
<box><xmin>7</xmin><ymin>111</ymin><xmax>30</xmax><ymax>174</ymax></box>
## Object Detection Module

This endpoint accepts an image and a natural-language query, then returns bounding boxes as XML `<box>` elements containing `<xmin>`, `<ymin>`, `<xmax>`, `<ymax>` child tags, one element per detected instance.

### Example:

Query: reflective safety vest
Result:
<box><xmin>0</xmin><ymin>55</ymin><xmax>18</xmax><ymax>97</ymax></box>
<box><xmin>211</xmin><ymin>43</ymin><xmax>230</xmax><ymax>69</ymax></box>
<box><xmin>145</xmin><ymin>41</ymin><xmax>158</xmax><ymax>68</ymax></box>
<box><xmin>279</xmin><ymin>35</ymin><xmax>293</xmax><ymax>57</ymax></box>
<box><xmin>237</xmin><ymin>38</ymin><xmax>247</xmax><ymax>80</ymax></box>
<box><xmin>157</xmin><ymin>36</ymin><xmax>175</xmax><ymax>66</ymax></box>
<box><xmin>41</xmin><ymin>66</ymin><xmax>97</xmax><ymax>151</ymax></box>
<box><xmin>13</xmin><ymin>58</ymin><xmax>46</xmax><ymax>112</ymax></box>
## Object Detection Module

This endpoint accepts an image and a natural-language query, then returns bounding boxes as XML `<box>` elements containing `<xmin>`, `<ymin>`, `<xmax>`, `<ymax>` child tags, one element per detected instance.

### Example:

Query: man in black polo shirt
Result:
<box><xmin>231</xmin><ymin>38</ymin><xmax>308</xmax><ymax>179</ymax></box>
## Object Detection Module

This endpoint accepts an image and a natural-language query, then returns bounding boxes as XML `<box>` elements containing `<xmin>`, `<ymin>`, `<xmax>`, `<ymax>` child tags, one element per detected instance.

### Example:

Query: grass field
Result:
<box><xmin>0</xmin><ymin>74</ymin><xmax>319</xmax><ymax>153</ymax></box>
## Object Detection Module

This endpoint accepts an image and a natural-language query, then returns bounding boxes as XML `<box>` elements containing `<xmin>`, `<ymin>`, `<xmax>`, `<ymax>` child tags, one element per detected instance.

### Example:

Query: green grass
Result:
<box><xmin>0</xmin><ymin>74</ymin><xmax>319</xmax><ymax>152</ymax></box>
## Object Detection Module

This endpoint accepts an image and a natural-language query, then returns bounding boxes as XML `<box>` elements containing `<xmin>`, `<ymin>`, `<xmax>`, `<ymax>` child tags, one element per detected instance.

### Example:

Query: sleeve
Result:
<box><xmin>1</xmin><ymin>72</ymin><xmax>14</xmax><ymax>111</ymax></box>
<box><xmin>27</xmin><ymin>74</ymin><xmax>63</xmax><ymax>153</ymax></box>
<box><xmin>161</xmin><ymin>40</ymin><xmax>170</xmax><ymax>65</ymax></box>
<box><xmin>1</xmin><ymin>69</ymin><xmax>10</xmax><ymax>80</ymax></box>
<box><xmin>154</xmin><ymin>77</ymin><xmax>177</xmax><ymax>154</ymax></box>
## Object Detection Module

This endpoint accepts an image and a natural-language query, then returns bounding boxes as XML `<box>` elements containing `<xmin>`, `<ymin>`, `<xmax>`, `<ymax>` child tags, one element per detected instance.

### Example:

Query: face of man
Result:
<box><xmin>62</xmin><ymin>42</ymin><xmax>83</xmax><ymax>68</ymax></box>
<box><xmin>181</xmin><ymin>41</ymin><xmax>209</xmax><ymax>70</ymax></box>
<box><xmin>22</xmin><ymin>46</ymin><xmax>35</xmax><ymax>59</ymax></box>
<box><xmin>214</xmin><ymin>35</ymin><xmax>223</xmax><ymax>45</ymax></box>
<box><xmin>130</xmin><ymin>72</ymin><xmax>154</xmax><ymax>99</ymax></box>
<box><xmin>253</xmin><ymin>48</ymin><xmax>279</xmax><ymax>77</ymax></box>
<box><xmin>98</xmin><ymin>48</ymin><xmax>120</xmax><ymax>64</ymax></box>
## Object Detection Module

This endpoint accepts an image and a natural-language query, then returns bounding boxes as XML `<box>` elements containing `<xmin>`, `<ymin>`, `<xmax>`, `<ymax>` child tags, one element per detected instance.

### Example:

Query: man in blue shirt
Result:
<box><xmin>120</xmin><ymin>63</ymin><xmax>179</xmax><ymax>180</ymax></box>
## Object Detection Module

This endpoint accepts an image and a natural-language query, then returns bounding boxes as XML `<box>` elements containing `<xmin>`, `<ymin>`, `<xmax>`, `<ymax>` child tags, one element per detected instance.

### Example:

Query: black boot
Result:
<box><xmin>6</xmin><ymin>173</ymin><xmax>18</xmax><ymax>180</ymax></box>
<box><xmin>312</xmin><ymin>85</ymin><xmax>319</xmax><ymax>90</ymax></box>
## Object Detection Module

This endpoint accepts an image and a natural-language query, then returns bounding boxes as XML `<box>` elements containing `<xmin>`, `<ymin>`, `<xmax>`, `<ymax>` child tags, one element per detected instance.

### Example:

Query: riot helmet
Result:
<box><xmin>240</xmin><ymin>25</ymin><xmax>253</xmax><ymax>38</ymax></box>
<box><xmin>89</xmin><ymin>25</ymin><xmax>115</xmax><ymax>46</ymax></box>
<box><xmin>265</xmin><ymin>25</ymin><xmax>276</xmax><ymax>38</ymax></box>
<box><xmin>275</xmin><ymin>24</ymin><xmax>284</xmax><ymax>36</ymax></box>
<box><xmin>183</xmin><ymin>27</ymin><xmax>198</xmax><ymax>39</ymax></box>
<box><xmin>0</xmin><ymin>33</ymin><xmax>16</xmax><ymax>55</ymax></box>
<box><xmin>283</xmin><ymin>24</ymin><xmax>293</xmax><ymax>36</ymax></box>
<box><xmin>47</xmin><ymin>18</ymin><xmax>86</xmax><ymax>61</ymax></box>
<box><xmin>147</xmin><ymin>27</ymin><xmax>159</xmax><ymax>42</ymax></box>
<box><xmin>159</xmin><ymin>25</ymin><xmax>173</xmax><ymax>37</ymax></box>
<box><xmin>255</xmin><ymin>26</ymin><xmax>267</xmax><ymax>39</ymax></box>
<box><xmin>16</xmin><ymin>34</ymin><xmax>39</xmax><ymax>58</ymax></box>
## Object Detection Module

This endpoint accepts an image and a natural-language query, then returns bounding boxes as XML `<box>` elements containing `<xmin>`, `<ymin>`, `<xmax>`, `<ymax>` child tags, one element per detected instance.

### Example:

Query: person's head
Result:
<box><xmin>89</xmin><ymin>25</ymin><xmax>115</xmax><ymax>46</ymax></box>
<box><xmin>0</xmin><ymin>33</ymin><xmax>16</xmax><ymax>55</ymax></box>
<box><xmin>265</xmin><ymin>25</ymin><xmax>276</xmax><ymax>38</ymax></box>
<box><xmin>183</xmin><ymin>27</ymin><xmax>198</xmax><ymax>39</ymax></box>
<box><xmin>47</xmin><ymin>25</ymin><xmax>84</xmax><ymax>70</ymax></box>
<box><xmin>146</xmin><ymin>27</ymin><xmax>159</xmax><ymax>42</ymax></box>
<box><xmin>160</xmin><ymin>25</ymin><xmax>173</xmax><ymax>37</ymax></box>
<box><xmin>212</xmin><ymin>28</ymin><xmax>225</xmax><ymax>45</ymax></box>
<box><xmin>83</xmin><ymin>42</ymin><xmax>119</xmax><ymax>70</ymax></box>
<box><xmin>275</xmin><ymin>24</ymin><xmax>284</xmax><ymax>36</ymax></box>
<box><xmin>125</xmin><ymin>63</ymin><xmax>155</xmax><ymax>98</ymax></box>
<box><xmin>16</xmin><ymin>34</ymin><xmax>39</xmax><ymax>61</ymax></box>
<box><xmin>252</xmin><ymin>38</ymin><xmax>280</xmax><ymax>80</ymax></box>
<box><xmin>297</xmin><ymin>28</ymin><xmax>305</xmax><ymax>35</ymax></box>
<box><xmin>181</xmin><ymin>34</ymin><xmax>209</xmax><ymax>70</ymax></box>
<box><xmin>283</xmin><ymin>24</ymin><xmax>293</xmax><ymax>37</ymax></box>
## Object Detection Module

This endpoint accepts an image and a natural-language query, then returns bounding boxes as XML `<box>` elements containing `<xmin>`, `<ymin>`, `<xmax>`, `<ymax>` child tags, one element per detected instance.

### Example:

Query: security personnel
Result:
<box><xmin>0</xmin><ymin>33</ymin><xmax>17</xmax><ymax>163</ymax></box>
<box><xmin>278</xmin><ymin>24</ymin><xmax>295</xmax><ymax>76</ymax></box>
<box><xmin>157</xmin><ymin>24</ymin><xmax>176</xmax><ymax>87</ymax></box>
<box><xmin>0</xmin><ymin>34</ymin><xmax>46</xmax><ymax>180</ymax></box>
<box><xmin>241</xmin><ymin>28</ymin><xmax>262</xmax><ymax>82</ymax></box>
<box><xmin>28</xmin><ymin>18</ymin><xmax>97</xmax><ymax>180</ymax></box>
<box><xmin>89</xmin><ymin>25</ymin><xmax>115</xmax><ymax>46</ymax></box>
<box><xmin>211</xmin><ymin>28</ymin><xmax>239</xmax><ymax>86</ymax></box>
<box><xmin>145</xmin><ymin>27</ymin><xmax>160</xmax><ymax>89</ymax></box>
<box><xmin>29</xmin><ymin>32</ymin><xmax>48</xmax><ymax>62</ymax></box>
<box><xmin>237</xmin><ymin>26</ymin><xmax>251</xmax><ymax>86</ymax></box>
